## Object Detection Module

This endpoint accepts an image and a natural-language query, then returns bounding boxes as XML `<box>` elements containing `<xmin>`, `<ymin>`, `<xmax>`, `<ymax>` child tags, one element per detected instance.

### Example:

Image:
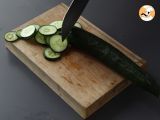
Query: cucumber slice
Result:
<box><xmin>74</xmin><ymin>22</ymin><xmax>82</xmax><ymax>28</ymax></box>
<box><xmin>34</xmin><ymin>25</ymin><xmax>40</xmax><ymax>31</ymax></box>
<box><xmin>35</xmin><ymin>32</ymin><xmax>46</xmax><ymax>45</ymax></box>
<box><xmin>50</xmin><ymin>21</ymin><xmax>63</xmax><ymax>30</ymax></box>
<box><xmin>20</xmin><ymin>25</ymin><xmax>36</xmax><ymax>38</ymax></box>
<box><xmin>39</xmin><ymin>25</ymin><xmax>57</xmax><ymax>36</ymax></box>
<box><xmin>44</xmin><ymin>48</ymin><xmax>61</xmax><ymax>61</ymax></box>
<box><xmin>50</xmin><ymin>21</ymin><xmax>82</xmax><ymax>29</ymax></box>
<box><xmin>16</xmin><ymin>29</ymin><xmax>22</xmax><ymax>38</ymax></box>
<box><xmin>50</xmin><ymin>35</ymin><xmax>68</xmax><ymax>52</ymax></box>
<box><xmin>46</xmin><ymin>36</ymin><xmax>51</xmax><ymax>45</ymax></box>
<box><xmin>5</xmin><ymin>32</ymin><xmax>18</xmax><ymax>42</ymax></box>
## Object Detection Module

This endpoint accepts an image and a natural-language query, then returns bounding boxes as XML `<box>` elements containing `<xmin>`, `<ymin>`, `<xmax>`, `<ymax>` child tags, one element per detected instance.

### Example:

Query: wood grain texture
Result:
<box><xmin>5</xmin><ymin>3</ymin><xmax>146</xmax><ymax>119</ymax></box>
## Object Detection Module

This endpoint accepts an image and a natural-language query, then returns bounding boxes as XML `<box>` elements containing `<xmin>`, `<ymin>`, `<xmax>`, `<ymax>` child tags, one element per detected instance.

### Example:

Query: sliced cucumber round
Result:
<box><xmin>39</xmin><ymin>25</ymin><xmax>57</xmax><ymax>36</ymax></box>
<box><xmin>5</xmin><ymin>31</ymin><xmax>18</xmax><ymax>42</ymax></box>
<box><xmin>34</xmin><ymin>25</ymin><xmax>40</xmax><ymax>31</ymax></box>
<box><xmin>35</xmin><ymin>32</ymin><xmax>46</xmax><ymax>45</ymax></box>
<box><xmin>16</xmin><ymin>29</ymin><xmax>22</xmax><ymax>38</ymax></box>
<box><xmin>74</xmin><ymin>22</ymin><xmax>82</xmax><ymax>28</ymax></box>
<box><xmin>44</xmin><ymin>48</ymin><xmax>61</xmax><ymax>61</ymax></box>
<box><xmin>20</xmin><ymin>25</ymin><xmax>36</xmax><ymax>38</ymax></box>
<box><xmin>50</xmin><ymin>21</ymin><xmax>63</xmax><ymax>30</ymax></box>
<box><xmin>45</xmin><ymin>36</ymin><xmax>51</xmax><ymax>45</ymax></box>
<box><xmin>50</xmin><ymin>35</ymin><xmax>68</xmax><ymax>53</ymax></box>
<box><xmin>50</xmin><ymin>21</ymin><xmax>82</xmax><ymax>30</ymax></box>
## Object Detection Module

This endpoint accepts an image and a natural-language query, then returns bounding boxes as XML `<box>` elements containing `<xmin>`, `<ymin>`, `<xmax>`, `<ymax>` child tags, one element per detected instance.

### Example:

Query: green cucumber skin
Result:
<box><xmin>44</xmin><ymin>56</ymin><xmax>61</xmax><ymax>61</ymax></box>
<box><xmin>43</xmin><ymin>49</ymin><xmax>61</xmax><ymax>61</ymax></box>
<box><xmin>68</xmin><ymin>28</ymin><xmax>160</xmax><ymax>97</ymax></box>
<box><xmin>16</xmin><ymin>29</ymin><xmax>22</xmax><ymax>38</ymax></box>
<box><xmin>5</xmin><ymin>31</ymin><xmax>18</xmax><ymax>42</ymax></box>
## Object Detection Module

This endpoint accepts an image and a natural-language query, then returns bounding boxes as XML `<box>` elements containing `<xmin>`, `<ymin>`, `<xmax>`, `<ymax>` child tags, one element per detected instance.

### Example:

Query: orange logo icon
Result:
<box><xmin>139</xmin><ymin>5</ymin><xmax>155</xmax><ymax>21</ymax></box>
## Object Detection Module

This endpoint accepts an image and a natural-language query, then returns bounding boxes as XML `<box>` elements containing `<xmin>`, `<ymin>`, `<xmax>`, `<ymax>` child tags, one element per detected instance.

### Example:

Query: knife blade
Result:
<box><xmin>62</xmin><ymin>0</ymin><xmax>90</xmax><ymax>40</ymax></box>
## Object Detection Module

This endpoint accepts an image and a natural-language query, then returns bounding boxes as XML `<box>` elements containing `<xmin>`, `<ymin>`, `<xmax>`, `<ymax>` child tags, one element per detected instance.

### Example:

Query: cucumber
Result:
<box><xmin>50</xmin><ymin>21</ymin><xmax>82</xmax><ymax>29</ymax></box>
<box><xmin>16</xmin><ymin>29</ymin><xmax>22</xmax><ymax>38</ymax></box>
<box><xmin>74</xmin><ymin>22</ymin><xmax>82</xmax><ymax>28</ymax></box>
<box><xmin>5</xmin><ymin>31</ymin><xmax>18</xmax><ymax>42</ymax></box>
<box><xmin>34</xmin><ymin>25</ymin><xmax>40</xmax><ymax>31</ymax></box>
<box><xmin>20</xmin><ymin>25</ymin><xmax>36</xmax><ymax>38</ymax></box>
<box><xmin>35</xmin><ymin>32</ymin><xmax>46</xmax><ymax>45</ymax></box>
<box><xmin>68</xmin><ymin>27</ymin><xmax>160</xmax><ymax>97</ymax></box>
<box><xmin>49</xmin><ymin>35</ymin><xmax>68</xmax><ymax>53</ymax></box>
<box><xmin>45</xmin><ymin>36</ymin><xmax>51</xmax><ymax>45</ymax></box>
<box><xmin>39</xmin><ymin>25</ymin><xmax>57</xmax><ymax>36</ymax></box>
<box><xmin>50</xmin><ymin>21</ymin><xmax>63</xmax><ymax>30</ymax></box>
<box><xmin>44</xmin><ymin>48</ymin><xmax>61</xmax><ymax>61</ymax></box>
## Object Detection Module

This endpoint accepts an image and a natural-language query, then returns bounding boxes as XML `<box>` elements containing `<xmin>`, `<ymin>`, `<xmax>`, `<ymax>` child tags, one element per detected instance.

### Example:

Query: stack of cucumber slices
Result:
<box><xmin>4</xmin><ymin>21</ymin><xmax>82</xmax><ymax>61</ymax></box>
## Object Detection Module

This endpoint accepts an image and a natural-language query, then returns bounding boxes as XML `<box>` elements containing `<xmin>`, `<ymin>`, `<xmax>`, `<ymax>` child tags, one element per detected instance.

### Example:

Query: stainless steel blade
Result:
<box><xmin>61</xmin><ymin>0</ymin><xmax>90</xmax><ymax>40</ymax></box>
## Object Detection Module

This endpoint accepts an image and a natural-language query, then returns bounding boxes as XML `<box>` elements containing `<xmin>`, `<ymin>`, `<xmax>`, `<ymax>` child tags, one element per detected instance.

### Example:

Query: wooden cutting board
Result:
<box><xmin>5</xmin><ymin>3</ymin><xmax>146</xmax><ymax>119</ymax></box>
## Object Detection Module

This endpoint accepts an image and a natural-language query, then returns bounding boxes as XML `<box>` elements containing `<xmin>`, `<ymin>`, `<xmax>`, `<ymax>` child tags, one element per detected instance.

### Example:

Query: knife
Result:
<box><xmin>61</xmin><ymin>0</ymin><xmax>90</xmax><ymax>40</ymax></box>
